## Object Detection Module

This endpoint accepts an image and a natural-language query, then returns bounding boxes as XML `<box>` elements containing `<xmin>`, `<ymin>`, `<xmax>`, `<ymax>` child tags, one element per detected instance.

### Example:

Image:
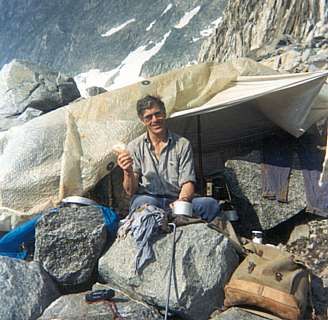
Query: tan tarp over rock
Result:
<box><xmin>0</xmin><ymin>62</ymin><xmax>237</xmax><ymax>227</ymax></box>
<box><xmin>1</xmin><ymin>59</ymin><xmax>327</xmax><ymax>230</ymax></box>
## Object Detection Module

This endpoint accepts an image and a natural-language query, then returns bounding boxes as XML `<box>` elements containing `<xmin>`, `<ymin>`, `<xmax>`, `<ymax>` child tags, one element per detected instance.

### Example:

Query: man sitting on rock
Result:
<box><xmin>117</xmin><ymin>95</ymin><xmax>220</xmax><ymax>221</ymax></box>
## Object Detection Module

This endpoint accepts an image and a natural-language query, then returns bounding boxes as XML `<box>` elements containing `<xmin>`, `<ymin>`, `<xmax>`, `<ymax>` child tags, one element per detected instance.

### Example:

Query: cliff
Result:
<box><xmin>199</xmin><ymin>0</ymin><xmax>328</xmax><ymax>72</ymax></box>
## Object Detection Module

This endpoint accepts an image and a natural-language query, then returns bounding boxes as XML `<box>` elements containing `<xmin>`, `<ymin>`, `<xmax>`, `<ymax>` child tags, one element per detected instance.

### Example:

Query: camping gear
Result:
<box><xmin>164</xmin><ymin>223</ymin><xmax>176</xmax><ymax>320</ymax></box>
<box><xmin>0</xmin><ymin>61</ymin><xmax>327</xmax><ymax>220</ymax></box>
<box><xmin>172</xmin><ymin>200</ymin><xmax>193</xmax><ymax>217</ymax></box>
<box><xmin>223</xmin><ymin>208</ymin><xmax>239</xmax><ymax>222</ymax></box>
<box><xmin>61</xmin><ymin>196</ymin><xmax>98</xmax><ymax>207</ymax></box>
<box><xmin>224</xmin><ymin>242</ymin><xmax>309</xmax><ymax>320</ymax></box>
<box><xmin>220</xmin><ymin>181</ymin><xmax>238</xmax><ymax>222</ymax></box>
<box><xmin>100</xmin><ymin>206</ymin><xmax>120</xmax><ymax>237</ymax></box>
<box><xmin>0</xmin><ymin>211</ymin><xmax>46</xmax><ymax>259</ymax></box>
<box><xmin>85</xmin><ymin>289</ymin><xmax>115</xmax><ymax>303</ymax></box>
<box><xmin>0</xmin><ymin>61</ymin><xmax>237</xmax><ymax>215</ymax></box>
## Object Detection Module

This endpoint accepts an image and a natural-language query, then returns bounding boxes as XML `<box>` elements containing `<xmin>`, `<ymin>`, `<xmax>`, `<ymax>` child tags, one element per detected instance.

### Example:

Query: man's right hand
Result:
<box><xmin>117</xmin><ymin>151</ymin><xmax>134</xmax><ymax>174</ymax></box>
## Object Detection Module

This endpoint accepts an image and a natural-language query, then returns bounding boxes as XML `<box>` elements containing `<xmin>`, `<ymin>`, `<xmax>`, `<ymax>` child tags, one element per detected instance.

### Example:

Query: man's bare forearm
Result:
<box><xmin>123</xmin><ymin>171</ymin><xmax>138</xmax><ymax>197</ymax></box>
<box><xmin>178</xmin><ymin>181</ymin><xmax>195</xmax><ymax>202</ymax></box>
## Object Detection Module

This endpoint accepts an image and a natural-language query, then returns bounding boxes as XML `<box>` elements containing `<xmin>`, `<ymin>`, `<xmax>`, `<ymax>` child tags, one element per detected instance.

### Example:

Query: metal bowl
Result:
<box><xmin>61</xmin><ymin>196</ymin><xmax>98</xmax><ymax>206</ymax></box>
<box><xmin>223</xmin><ymin>209</ymin><xmax>239</xmax><ymax>221</ymax></box>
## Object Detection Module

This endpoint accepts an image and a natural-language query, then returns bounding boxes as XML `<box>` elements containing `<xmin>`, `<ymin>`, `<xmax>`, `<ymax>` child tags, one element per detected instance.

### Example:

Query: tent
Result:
<box><xmin>0</xmin><ymin>58</ymin><xmax>327</xmax><ymax>230</ymax></box>
<box><xmin>167</xmin><ymin>70</ymin><xmax>328</xmax><ymax>179</ymax></box>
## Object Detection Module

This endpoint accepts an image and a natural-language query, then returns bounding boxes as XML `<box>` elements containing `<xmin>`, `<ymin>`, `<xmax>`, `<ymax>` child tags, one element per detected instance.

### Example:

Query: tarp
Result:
<box><xmin>0</xmin><ymin>61</ymin><xmax>237</xmax><ymax>227</ymax></box>
<box><xmin>168</xmin><ymin>72</ymin><xmax>328</xmax><ymax>148</ymax></box>
<box><xmin>0</xmin><ymin>58</ymin><xmax>327</xmax><ymax>230</ymax></box>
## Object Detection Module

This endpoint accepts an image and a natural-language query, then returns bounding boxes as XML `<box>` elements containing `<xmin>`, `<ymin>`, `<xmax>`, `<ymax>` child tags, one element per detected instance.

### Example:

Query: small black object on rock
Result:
<box><xmin>85</xmin><ymin>289</ymin><xmax>115</xmax><ymax>303</ymax></box>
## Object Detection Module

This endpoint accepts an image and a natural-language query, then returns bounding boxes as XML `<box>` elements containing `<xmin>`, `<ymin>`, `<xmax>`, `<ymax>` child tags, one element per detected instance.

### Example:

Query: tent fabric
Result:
<box><xmin>169</xmin><ymin>72</ymin><xmax>328</xmax><ymax>137</ymax></box>
<box><xmin>0</xmin><ymin>61</ymin><xmax>237</xmax><ymax>221</ymax></box>
<box><xmin>0</xmin><ymin>58</ymin><xmax>327</xmax><ymax>229</ymax></box>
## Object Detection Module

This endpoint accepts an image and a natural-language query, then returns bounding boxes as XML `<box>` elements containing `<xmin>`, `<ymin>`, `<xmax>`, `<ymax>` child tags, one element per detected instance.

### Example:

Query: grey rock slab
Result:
<box><xmin>0</xmin><ymin>59</ymin><xmax>80</xmax><ymax>130</ymax></box>
<box><xmin>99</xmin><ymin>224</ymin><xmax>239</xmax><ymax>320</ymax></box>
<box><xmin>287</xmin><ymin>223</ymin><xmax>310</xmax><ymax>244</ymax></box>
<box><xmin>224</xmin><ymin>151</ymin><xmax>306</xmax><ymax>233</ymax></box>
<box><xmin>38</xmin><ymin>289</ymin><xmax>163</xmax><ymax>320</ymax></box>
<box><xmin>211</xmin><ymin>307</ymin><xmax>272</xmax><ymax>319</ymax></box>
<box><xmin>34</xmin><ymin>206</ymin><xmax>107</xmax><ymax>292</ymax></box>
<box><xmin>0</xmin><ymin>256</ymin><xmax>60</xmax><ymax>320</ymax></box>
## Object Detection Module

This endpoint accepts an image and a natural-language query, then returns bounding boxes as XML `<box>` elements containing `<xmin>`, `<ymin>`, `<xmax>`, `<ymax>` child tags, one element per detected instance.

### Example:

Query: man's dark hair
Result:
<box><xmin>136</xmin><ymin>95</ymin><xmax>166</xmax><ymax>118</ymax></box>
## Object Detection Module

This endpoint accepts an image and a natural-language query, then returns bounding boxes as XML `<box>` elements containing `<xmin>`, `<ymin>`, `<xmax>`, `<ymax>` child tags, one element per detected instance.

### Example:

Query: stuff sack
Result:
<box><xmin>0</xmin><ymin>212</ymin><xmax>45</xmax><ymax>259</ymax></box>
<box><xmin>97</xmin><ymin>205</ymin><xmax>119</xmax><ymax>238</ymax></box>
<box><xmin>224</xmin><ymin>242</ymin><xmax>309</xmax><ymax>320</ymax></box>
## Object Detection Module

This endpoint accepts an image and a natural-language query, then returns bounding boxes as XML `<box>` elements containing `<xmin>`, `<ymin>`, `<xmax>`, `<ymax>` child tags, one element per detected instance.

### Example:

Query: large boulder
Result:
<box><xmin>99</xmin><ymin>224</ymin><xmax>239</xmax><ymax>320</ymax></box>
<box><xmin>34</xmin><ymin>206</ymin><xmax>108</xmax><ymax>292</ymax></box>
<box><xmin>224</xmin><ymin>151</ymin><xmax>306</xmax><ymax>233</ymax></box>
<box><xmin>0</xmin><ymin>59</ymin><xmax>80</xmax><ymax>130</ymax></box>
<box><xmin>38</xmin><ymin>284</ymin><xmax>163</xmax><ymax>320</ymax></box>
<box><xmin>0</xmin><ymin>256</ymin><xmax>60</xmax><ymax>320</ymax></box>
<box><xmin>223</xmin><ymin>128</ymin><xmax>326</xmax><ymax>234</ymax></box>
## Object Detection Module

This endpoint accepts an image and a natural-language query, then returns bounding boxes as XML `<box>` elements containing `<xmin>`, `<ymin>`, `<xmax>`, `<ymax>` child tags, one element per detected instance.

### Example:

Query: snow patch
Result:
<box><xmin>74</xmin><ymin>68</ymin><xmax>120</xmax><ymax>97</ymax></box>
<box><xmin>146</xmin><ymin>20</ymin><xmax>156</xmax><ymax>31</ymax></box>
<box><xmin>161</xmin><ymin>3</ymin><xmax>173</xmax><ymax>16</ymax></box>
<box><xmin>191</xmin><ymin>37</ymin><xmax>201</xmax><ymax>42</ymax></box>
<box><xmin>101</xmin><ymin>19</ymin><xmax>136</xmax><ymax>37</ymax></box>
<box><xmin>174</xmin><ymin>6</ymin><xmax>201</xmax><ymax>29</ymax></box>
<box><xmin>110</xmin><ymin>31</ymin><xmax>171</xmax><ymax>89</ymax></box>
<box><xmin>199</xmin><ymin>17</ymin><xmax>222</xmax><ymax>37</ymax></box>
<box><xmin>75</xmin><ymin>31</ymin><xmax>172</xmax><ymax>96</ymax></box>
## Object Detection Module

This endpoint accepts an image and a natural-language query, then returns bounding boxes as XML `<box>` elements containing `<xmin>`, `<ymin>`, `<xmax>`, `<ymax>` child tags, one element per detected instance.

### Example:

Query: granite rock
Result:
<box><xmin>99</xmin><ymin>224</ymin><xmax>239</xmax><ymax>320</ymax></box>
<box><xmin>0</xmin><ymin>59</ymin><xmax>80</xmax><ymax>130</ymax></box>
<box><xmin>34</xmin><ymin>206</ymin><xmax>107</xmax><ymax>292</ymax></box>
<box><xmin>0</xmin><ymin>256</ymin><xmax>60</xmax><ymax>320</ymax></box>
<box><xmin>38</xmin><ymin>284</ymin><xmax>163</xmax><ymax>320</ymax></box>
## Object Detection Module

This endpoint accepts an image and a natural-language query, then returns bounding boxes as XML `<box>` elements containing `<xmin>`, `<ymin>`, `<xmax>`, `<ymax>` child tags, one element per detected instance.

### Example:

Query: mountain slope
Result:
<box><xmin>0</xmin><ymin>0</ymin><xmax>227</xmax><ymax>94</ymax></box>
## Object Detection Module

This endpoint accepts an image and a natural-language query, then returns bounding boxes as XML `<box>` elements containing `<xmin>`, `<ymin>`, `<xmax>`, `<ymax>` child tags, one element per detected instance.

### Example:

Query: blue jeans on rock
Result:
<box><xmin>130</xmin><ymin>194</ymin><xmax>220</xmax><ymax>222</ymax></box>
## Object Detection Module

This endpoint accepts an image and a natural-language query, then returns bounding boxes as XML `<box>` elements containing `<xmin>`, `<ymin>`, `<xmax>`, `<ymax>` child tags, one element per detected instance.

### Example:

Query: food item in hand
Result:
<box><xmin>112</xmin><ymin>142</ymin><xmax>127</xmax><ymax>155</ymax></box>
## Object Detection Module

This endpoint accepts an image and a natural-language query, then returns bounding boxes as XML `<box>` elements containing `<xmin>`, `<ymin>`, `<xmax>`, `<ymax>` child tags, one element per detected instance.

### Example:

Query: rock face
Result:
<box><xmin>0</xmin><ymin>256</ymin><xmax>60</xmax><ymax>320</ymax></box>
<box><xmin>34</xmin><ymin>206</ymin><xmax>107</xmax><ymax>292</ymax></box>
<box><xmin>0</xmin><ymin>0</ymin><xmax>228</xmax><ymax>80</ymax></box>
<box><xmin>99</xmin><ymin>224</ymin><xmax>239</xmax><ymax>320</ymax></box>
<box><xmin>0</xmin><ymin>59</ymin><xmax>80</xmax><ymax>130</ymax></box>
<box><xmin>38</xmin><ymin>285</ymin><xmax>162</xmax><ymax>320</ymax></box>
<box><xmin>199</xmin><ymin>0</ymin><xmax>328</xmax><ymax>73</ymax></box>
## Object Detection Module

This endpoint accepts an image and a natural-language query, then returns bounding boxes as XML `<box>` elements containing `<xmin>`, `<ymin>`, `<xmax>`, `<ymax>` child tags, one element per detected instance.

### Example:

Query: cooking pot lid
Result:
<box><xmin>61</xmin><ymin>196</ymin><xmax>98</xmax><ymax>206</ymax></box>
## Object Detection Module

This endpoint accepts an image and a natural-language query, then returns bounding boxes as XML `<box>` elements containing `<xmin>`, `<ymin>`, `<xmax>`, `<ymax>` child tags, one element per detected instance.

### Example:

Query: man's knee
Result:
<box><xmin>192</xmin><ymin>197</ymin><xmax>220</xmax><ymax>222</ymax></box>
<box><xmin>130</xmin><ymin>194</ymin><xmax>161</xmax><ymax>212</ymax></box>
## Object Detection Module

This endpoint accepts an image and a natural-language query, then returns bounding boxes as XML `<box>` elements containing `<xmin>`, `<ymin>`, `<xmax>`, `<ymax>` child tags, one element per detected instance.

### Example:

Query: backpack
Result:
<box><xmin>224</xmin><ymin>242</ymin><xmax>309</xmax><ymax>320</ymax></box>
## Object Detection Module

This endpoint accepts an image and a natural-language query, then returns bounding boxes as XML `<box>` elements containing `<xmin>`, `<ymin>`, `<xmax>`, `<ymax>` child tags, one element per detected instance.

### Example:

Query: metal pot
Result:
<box><xmin>172</xmin><ymin>201</ymin><xmax>193</xmax><ymax>217</ymax></box>
<box><xmin>223</xmin><ymin>209</ymin><xmax>239</xmax><ymax>221</ymax></box>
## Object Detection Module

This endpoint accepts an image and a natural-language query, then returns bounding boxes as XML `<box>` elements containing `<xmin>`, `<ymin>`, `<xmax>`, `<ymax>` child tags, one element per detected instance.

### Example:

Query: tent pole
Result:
<box><xmin>197</xmin><ymin>115</ymin><xmax>204</xmax><ymax>195</ymax></box>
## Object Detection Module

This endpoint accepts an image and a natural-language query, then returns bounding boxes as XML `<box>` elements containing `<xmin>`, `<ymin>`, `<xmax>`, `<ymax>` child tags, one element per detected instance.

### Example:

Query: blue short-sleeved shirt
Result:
<box><xmin>127</xmin><ymin>131</ymin><xmax>196</xmax><ymax>198</ymax></box>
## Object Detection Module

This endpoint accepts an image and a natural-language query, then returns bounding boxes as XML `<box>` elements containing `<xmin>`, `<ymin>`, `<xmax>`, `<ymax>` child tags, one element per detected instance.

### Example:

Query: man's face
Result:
<box><xmin>141</xmin><ymin>105</ymin><xmax>166</xmax><ymax>136</ymax></box>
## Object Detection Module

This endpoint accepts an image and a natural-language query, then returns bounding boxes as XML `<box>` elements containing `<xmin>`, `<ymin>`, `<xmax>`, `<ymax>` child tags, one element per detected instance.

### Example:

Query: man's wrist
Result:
<box><xmin>178</xmin><ymin>196</ymin><xmax>192</xmax><ymax>202</ymax></box>
<box><xmin>124</xmin><ymin>169</ymin><xmax>134</xmax><ymax>177</ymax></box>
